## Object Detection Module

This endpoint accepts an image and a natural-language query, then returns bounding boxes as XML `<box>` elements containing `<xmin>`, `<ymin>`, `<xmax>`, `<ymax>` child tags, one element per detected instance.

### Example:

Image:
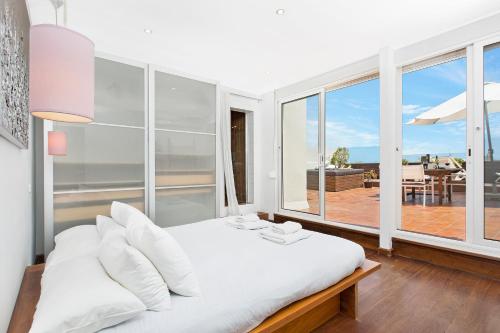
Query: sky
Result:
<box><xmin>304</xmin><ymin>45</ymin><xmax>500</xmax><ymax>164</ymax></box>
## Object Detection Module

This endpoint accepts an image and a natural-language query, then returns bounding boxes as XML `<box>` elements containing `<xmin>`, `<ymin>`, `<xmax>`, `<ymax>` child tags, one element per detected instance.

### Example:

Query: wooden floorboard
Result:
<box><xmin>314</xmin><ymin>251</ymin><xmax>500</xmax><ymax>333</ymax></box>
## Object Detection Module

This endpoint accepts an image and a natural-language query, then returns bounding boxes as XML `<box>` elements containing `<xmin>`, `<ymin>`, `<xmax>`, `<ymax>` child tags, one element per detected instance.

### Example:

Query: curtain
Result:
<box><xmin>221</xmin><ymin>93</ymin><xmax>241</xmax><ymax>216</ymax></box>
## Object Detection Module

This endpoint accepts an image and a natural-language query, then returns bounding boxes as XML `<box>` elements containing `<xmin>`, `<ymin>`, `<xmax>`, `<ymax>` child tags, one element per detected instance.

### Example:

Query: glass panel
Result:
<box><xmin>94</xmin><ymin>58</ymin><xmax>145</xmax><ymax>127</ymax></box>
<box><xmin>401</xmin><ymin>55</ymin><xmax>467</xmax><ymax>240</ymax></box>
<box><xmin>53</xmin><ymin>123</ymin><xmax>145</xmax><ymax>191</ymax></box>
<box><xmin>282</xmin><ymin>94</ymin><xmax>320</xmax><ymax>214</ymax></box>
<box><xmin>155</xmin><ymin>131</ymin><xmax>216</xmax><ymax>187</ymax></box>
<box><xmin>155</xmin><ymin>71</ymin><xmax>216</xmax><ymax>133</ymax></box>
<box><xmin>483</xmin><ymin>43</ymin><xmax>500</xmax><ymax>242</ymax></box>
<box><xmin>54</xmin><ymin>189</ymin><xmax>145</xmax><ymax>235</ymax></box>
<box><xmin>324</xmin><ymin>78</ymin><xmax>380</xmax><ymax>228</ymax></box>
<box><xmin>155</xmin><ymin>187</ymin><xmax>216</xmax><ymax>227</ymax></box>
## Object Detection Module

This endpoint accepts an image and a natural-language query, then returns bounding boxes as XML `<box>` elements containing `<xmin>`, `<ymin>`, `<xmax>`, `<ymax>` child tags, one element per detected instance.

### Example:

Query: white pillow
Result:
<box><xmin>98</xmin><ymin>232</ymin><xmax>171</xmax><ymax>311</ymax></box>
<box><xmin>46</xmin><ymin>225</ymin><xmax>100</xmax><ymax>269</ymax></box>
<box><xmin>96</xmin><ymin>215</ymin><xmax>123</xmax><ymax>238</ymax></box>
<box><xmin>30</xmin><ymin>256</ymin><xmax>145</xmax><ymax>333</ymax></box>
<box><xmin>127</xmin><ymin>219</ymin><xmax>201</xmax><ymax>297</ymax></box>
<box><xmin>111</xmin><ymin>201</ymin><xmax>144</xmax><ymax>227</ymax></box>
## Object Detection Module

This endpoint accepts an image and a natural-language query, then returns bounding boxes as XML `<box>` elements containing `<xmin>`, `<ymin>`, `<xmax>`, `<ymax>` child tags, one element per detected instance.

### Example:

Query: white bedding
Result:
<box><xmin>102</xmin><ymin>218</ymin><xmax>365</xmax><ymax>333</ymax></box>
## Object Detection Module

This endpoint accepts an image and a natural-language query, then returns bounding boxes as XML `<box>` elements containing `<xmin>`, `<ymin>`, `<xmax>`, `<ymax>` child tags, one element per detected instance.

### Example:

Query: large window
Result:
<box><xmin>53</xmin><ymin>57</ymin><xmax>146</xmax><ymax>234</ymax></box>
<box><xmin>281</xmin><ymin>94</ymin><xmax>320</xmax><ymax>214</ymax></box>
<box><xmin>324</xmin><ymin>76</ymin><xmax>380</xmax><ymax>228</ymax></box>
<box><xmin>400</xmin><ymin>51</ymin><xmax>467</xmax><ymax>240</ymax></box>
<box><xmin>277</xmin><ymin>40</ymin><xmax>500</xmax><ymax>257</ymax></box>
<box><xmin>154</xmin><ymin>71</ymin><xmax>216</xmax><ymax>227</ymax></box>
<box><xmin>483</xmin><ymin>42</ymin><xmax>500</xmax><ymax>242</ymax></box>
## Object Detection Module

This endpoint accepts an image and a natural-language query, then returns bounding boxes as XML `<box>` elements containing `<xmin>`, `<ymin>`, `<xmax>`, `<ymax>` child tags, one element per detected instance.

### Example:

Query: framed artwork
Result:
<box><xmin>0</xmin><ymin>0</ymin><xmax>29</xmax><ymax>149</ymax></box>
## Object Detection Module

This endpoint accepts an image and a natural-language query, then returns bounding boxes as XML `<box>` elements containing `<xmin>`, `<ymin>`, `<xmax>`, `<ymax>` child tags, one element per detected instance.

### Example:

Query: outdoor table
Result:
<box><xmin>424</xmin><ymin>168</ymin><xmax>461</xmax><ymax>204</ymax></box>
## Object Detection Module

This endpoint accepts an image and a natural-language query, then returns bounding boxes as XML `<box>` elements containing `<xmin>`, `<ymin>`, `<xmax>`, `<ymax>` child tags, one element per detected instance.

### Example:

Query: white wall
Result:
<box><xmin>255</xmin><ymin>92</ymin><xmax>277</xmax><ymax>217</ymax></box>
<box><xmin>0</xmin><ymin>119</ymin><xmax>34</xmax><ymax>332</ymax></box>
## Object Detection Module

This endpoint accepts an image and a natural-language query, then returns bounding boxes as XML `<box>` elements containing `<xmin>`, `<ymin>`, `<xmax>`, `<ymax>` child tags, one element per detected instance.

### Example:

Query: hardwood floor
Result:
<box><xmin>315</xmin><ymin>251</ymin><xmax>500</xmax><ymax>333</ymax></box>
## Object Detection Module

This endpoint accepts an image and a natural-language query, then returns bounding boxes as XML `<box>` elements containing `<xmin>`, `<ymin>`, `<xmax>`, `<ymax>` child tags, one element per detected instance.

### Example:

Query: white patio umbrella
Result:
<box><xmin>406</xmin><ymin>82</ymin><xmax>500</xmax><ymax>161</ymax></box>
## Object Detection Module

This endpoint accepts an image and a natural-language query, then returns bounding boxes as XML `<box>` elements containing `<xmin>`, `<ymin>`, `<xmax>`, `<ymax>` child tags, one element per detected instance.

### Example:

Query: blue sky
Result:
<box><xmin>305</xmin><ymin>45</ymin><xmax>500</xmax><ymax>163</ymax></box>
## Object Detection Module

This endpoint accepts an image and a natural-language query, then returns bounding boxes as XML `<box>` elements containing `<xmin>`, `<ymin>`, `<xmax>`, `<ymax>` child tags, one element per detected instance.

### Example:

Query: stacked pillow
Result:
<box><xmin>126</xmin><ymin>211</ymin><xmax>201</xmax><ymax>296</ymax></box>
<box><xmin>98</xmin><ymin>227</ymin><xmax>171</xmax><ymax>311</ymax></box>
<box><xmin>30</xmin><ymin>256</ymin><xmax>146</xmax><ymax>333</ymax></box>
<box><xmin>31</xmin><ymin>201</ymin><xmax>201</xmax><ymax>333</ymax></box>
<box><xmin>111</xmin><ymin>201</ymin><xmax>201</xmax><ymax>297</ymax></box>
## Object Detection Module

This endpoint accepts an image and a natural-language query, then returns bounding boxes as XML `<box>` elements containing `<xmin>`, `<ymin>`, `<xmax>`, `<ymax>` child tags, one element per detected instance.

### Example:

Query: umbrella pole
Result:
<box><xmin>484</xmin><ymin>104</ymin><xmax>494</xmax><ymax>162</ymax></box>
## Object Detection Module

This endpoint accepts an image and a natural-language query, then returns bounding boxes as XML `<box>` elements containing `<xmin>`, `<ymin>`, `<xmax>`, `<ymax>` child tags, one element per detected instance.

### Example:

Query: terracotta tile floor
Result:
<box><xmin>302</xmin><ymin>188</ymin><xmax>500</xmax><ymax>241</ymax></box>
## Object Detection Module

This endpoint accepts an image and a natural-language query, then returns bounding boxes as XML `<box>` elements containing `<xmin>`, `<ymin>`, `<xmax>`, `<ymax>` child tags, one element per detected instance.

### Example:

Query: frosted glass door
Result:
<box><xmin>52</xmin><ymin>57</ymin><xmax>146</xmax><ymax>235</ymax></box>
<box><xmin>154</xmin><ymin>70</ymin><xmax>216</xmax><ymax>226</ymax></box>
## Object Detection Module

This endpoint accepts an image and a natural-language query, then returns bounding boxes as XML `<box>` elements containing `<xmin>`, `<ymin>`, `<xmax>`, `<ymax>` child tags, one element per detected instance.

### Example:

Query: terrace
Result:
<box><xmin>302</xmin><ymin>164</ymin><xmax>500</xmax><ymax>241</ymax></box>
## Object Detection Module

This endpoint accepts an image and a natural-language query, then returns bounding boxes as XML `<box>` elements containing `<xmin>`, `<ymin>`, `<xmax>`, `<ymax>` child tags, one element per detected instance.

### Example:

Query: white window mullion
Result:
<box><xmin>379</xmin><ymin>47</ymin><xmax>398</xmax><ymax>251</ymax></box>
<box><xmin>467</xmin><ymin>44</ymin><xmax>478</xmax><ymax>245</ymax></box>
<box><xmin>319</xmin><ymin>89</ymin><xmax>326</xmax><ymax>220</ymax></box>
<box><xmin>148</xmin><ymin>65</ymin><xmax>156</xmax><ymax>221</ymax></box>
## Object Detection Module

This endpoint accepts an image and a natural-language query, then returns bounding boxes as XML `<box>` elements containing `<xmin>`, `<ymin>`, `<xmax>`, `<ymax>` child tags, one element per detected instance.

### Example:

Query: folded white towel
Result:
<box><xmin>235</xmin><ymin>213</ymin><xmax>260</xmax><ymax>223</ymax></box>
<box><xmin>259</xmin><ymin>229</ymin><xmax>312</xmax><ymax>245</ymax></box>
<box><xmin>227</xmin><ymin>220</ymin><xmax>269</xmax><ymax>230</ymax></box>
<box><xmin>271</xmin><ymin>221</ymin><xmax>302</xmax><ymax>234</ymax></box>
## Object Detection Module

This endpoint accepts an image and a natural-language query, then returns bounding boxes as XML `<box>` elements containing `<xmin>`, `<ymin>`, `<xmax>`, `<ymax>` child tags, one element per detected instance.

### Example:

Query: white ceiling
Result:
<box><xmin>28</xmin><ymin>0</ymin><xmax>500</xmax><ymax>95</ymax></box>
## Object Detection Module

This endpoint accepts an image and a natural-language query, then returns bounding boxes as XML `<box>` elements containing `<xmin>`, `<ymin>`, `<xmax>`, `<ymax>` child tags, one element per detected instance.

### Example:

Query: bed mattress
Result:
<box><xmin>102</xmin><ymin>218</ymin><xmax>365</xmax><ymax>333</ymax></box>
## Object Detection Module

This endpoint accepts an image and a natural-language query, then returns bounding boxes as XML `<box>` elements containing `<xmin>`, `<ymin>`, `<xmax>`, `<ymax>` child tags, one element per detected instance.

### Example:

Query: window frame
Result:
<box><xmin>275</xmin><ymin>36</ymin><xmax>500</xmax><ymax>258</ymax></box>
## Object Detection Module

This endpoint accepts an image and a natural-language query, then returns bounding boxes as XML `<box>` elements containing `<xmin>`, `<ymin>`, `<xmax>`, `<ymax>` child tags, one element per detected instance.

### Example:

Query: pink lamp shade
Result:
<box><xmin>48</xmin><ymin>131</ymin><xmax>67</xmax><ymax>156</ymax></box>
<box><xmin>30</xmin><ymin>24</ymin><xmax>95</xmax><ymax>123</ymax></box>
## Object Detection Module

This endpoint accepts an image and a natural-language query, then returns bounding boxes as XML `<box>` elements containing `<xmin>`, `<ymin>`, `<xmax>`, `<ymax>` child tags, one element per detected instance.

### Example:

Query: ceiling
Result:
<box><xmin>27</xmin><ymin>0</ymin><xmax>500</xmax><ymax>95</ymax></box>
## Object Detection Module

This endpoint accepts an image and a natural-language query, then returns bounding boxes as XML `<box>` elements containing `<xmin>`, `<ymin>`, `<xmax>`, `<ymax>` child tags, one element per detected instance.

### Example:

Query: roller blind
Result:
<box><xmin>325</xmin><ymin>71</ymin><xmax>379</xmax><ymax>92</ymax></box>
<box><xmin>402</xmin><ymin>49</ymin><xmax>466</xmax><ymax>74</ymax></box>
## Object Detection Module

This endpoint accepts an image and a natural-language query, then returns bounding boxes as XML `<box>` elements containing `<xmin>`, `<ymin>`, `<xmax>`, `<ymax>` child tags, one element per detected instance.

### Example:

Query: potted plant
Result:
<box><xmin>364</xmin><ymin>169</ymin><xmax>377</xmax><ymax>188</ymax></box>
<box><xmin>330</xmin><ymin>147</ymin><xmax>350</xmax><ymax>169</ymax></box>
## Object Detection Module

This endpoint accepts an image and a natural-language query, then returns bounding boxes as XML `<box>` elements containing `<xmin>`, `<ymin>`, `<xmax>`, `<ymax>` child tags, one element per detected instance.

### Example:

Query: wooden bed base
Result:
<box><xmin>252</xmin><ymin>260</ymin><xmax>380</xmax><ymax>333</ymax></box>
<box><xmin>8</xmin><ymin>260</ymin><xmax>380</xmax><ymax>333</ymax></box>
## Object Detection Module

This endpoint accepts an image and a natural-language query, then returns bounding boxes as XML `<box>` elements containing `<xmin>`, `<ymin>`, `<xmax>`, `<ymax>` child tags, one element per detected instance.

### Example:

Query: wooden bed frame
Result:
<box><xmin>8</xmin><ymin>260</ymin><xmax>380</xmax><ymax>333</ymax></box>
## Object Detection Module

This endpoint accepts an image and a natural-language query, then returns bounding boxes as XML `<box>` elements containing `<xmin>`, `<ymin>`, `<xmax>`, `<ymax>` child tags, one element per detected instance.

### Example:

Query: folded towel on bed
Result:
<box><xmin>227</xmin><ymin>220</ymin><xmax>270</xmax><ymax>230</ymax></box>
<box><xmin>259</xmin><ymin>229</ymin><xmax>312</xmax><ymax>245</ymax></box>
<box><xmin>235</xmin><ymin>213</ymin><xmax>260</xmax><ymax>223</ymax></box>
<box><xmin>271</xmin><ymin>221</ymin><xmax>302</xmax><ymax>234</ymax></box>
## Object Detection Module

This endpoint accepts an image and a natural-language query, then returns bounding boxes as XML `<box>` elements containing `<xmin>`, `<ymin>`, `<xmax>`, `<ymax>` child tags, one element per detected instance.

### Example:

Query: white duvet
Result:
<box><xmin>102</xmin><ymin>218</ymin><xmax>365</xmax><ymax>333</ymax></box>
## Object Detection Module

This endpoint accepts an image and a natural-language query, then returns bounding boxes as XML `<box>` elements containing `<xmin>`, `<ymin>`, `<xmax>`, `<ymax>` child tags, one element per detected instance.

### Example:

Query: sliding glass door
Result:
<box><xmin>324</xmin><ymin>76</ymin><xmax>380</xmax><ymax>228</ymax></box>
<box><xmin>153</xmin><ymin>69</ymin><xmax>217</xmax><ymax>227</ymax></box>
<box><xmin>400</xmin><ymin>51</ymin><xmax>468</xmax><ymax>241</ymax></box>
<box><xmin>482</xmin><ymin>42</ymin><xmax>500</xmax><ymax>243</ymax></box>
<box><xmin>52</xmin><ymin>57</ymin><xmax>146</xmax><ymax>235</ymax></box>
<box><xmin>48</xmin><ymin>57</ymin><xmax>219</xmax><ymax>251</ymax></box>
<box><xmin>281</xmin><ymin>93</ymin><xmax>321</xmax><ymax>215</ymax></box>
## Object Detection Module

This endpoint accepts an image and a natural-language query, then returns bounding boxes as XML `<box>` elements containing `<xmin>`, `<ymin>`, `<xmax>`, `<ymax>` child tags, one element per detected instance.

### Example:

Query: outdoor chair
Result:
<box><xmin>402</xmin><ymin>164</ymin><xmax>435</xmax><ymax>206</ymax></box>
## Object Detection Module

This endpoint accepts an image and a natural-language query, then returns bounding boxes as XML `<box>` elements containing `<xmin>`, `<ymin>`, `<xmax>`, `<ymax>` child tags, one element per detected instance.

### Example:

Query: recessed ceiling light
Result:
<box><xmin>275</xmin><ymin>8</ymin><xmax>285</xmax><ymax>15</ymax></box>
<box><xmin>171</xmin><ymin>87</ymin><xmax>176</xmax><ymax>91</ymax></box>
<box><xmin>144</xmin><ymin>28</ymin><xmax>153</xmax><ymax>34</ymax></box>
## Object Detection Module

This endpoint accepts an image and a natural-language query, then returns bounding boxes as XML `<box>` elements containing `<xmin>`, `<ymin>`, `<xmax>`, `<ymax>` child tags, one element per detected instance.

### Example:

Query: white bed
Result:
<box><xmin>101</xmin><ymin>218</ymin><xmax>365</xmax><ymax>333</ymax></box>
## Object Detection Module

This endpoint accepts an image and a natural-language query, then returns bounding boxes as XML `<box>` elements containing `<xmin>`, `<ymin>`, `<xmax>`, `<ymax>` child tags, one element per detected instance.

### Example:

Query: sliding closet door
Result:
<box><xmin>52</xmin><ymin>57</ymin><xmax>146</xmax><ymax>235</ymax></box>
<box><xmin>153</xmin><ymin>70</ymin><xmax>217</xmax><ymax>227</ymax></box>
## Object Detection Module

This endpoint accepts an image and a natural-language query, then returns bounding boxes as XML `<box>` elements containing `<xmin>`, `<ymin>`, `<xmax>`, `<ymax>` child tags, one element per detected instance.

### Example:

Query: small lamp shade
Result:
<box><xmin>30</xmin><ymin>24</ymin><xmax>95</xmax><ymax>123</ymax></box>
<box><xmin>48</xmin><ymin>131</ymin><xmax>67</xmax><ymax>156</ymax></box>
